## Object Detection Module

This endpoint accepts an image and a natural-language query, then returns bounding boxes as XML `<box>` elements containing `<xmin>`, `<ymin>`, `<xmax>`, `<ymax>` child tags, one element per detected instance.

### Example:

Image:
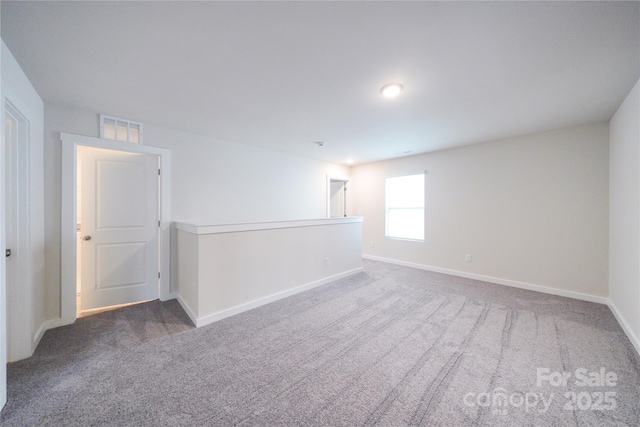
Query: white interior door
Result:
<box><xmin>330</xmin><ymin>180</ymin><xmax>346</xmax><ymax>217</ymax></box>
<box><xmin>79</xmin><ymin>147</ymin><xmax>159</xmax><ymax>310</ymax></box>
<box><xmin>4</xmin><ymin>112</ymin><xmax>17</xmax><ymax>353</ymax></box>
<box><xmin>3</xmin><ymin>102</ymin><xmax>32</xmax><ymax>362</ymax></box>
<box><xmin>0</xmin><ymin>109</ymin><xmax>9</xmax><ymax>409</ymax></box>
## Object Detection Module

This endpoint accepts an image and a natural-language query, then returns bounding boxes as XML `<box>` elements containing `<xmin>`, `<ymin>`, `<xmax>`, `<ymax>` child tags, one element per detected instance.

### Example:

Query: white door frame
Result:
<box><xmin>326</xmin><ymin>174</ymin><xmax>350</xmax><ymax>218</ymax></box>
<box><xmin>60</xmin><ymin>133</ymin><xmax>172</xmax><ymax>325</ymax></box>
<box><xmin>4</xmin><ymin>101</ymin><xmax>33</xmax><ymax>362</ymax></box>
<box><xmin>0</xmin><ymin>68</ymin><xmax>6</xmax><ymax>412</ymax></box>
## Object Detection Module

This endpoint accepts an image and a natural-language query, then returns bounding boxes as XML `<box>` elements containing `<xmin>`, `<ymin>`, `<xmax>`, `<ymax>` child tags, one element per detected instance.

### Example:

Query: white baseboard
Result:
<box><xmin>362</xmin><ymin>254</ymin><xmax>609</xmax><ymax>305</ymax></box>
<box><xmin>33</xmin><ymin>324</ymin><xmax>46</xmax><ymax>353</ymax></box>
<box><xmin>363</xmin><ymin>254</ymin><xmax>640</xmax><ymax>358</ymax></box>
<box><xmin>33</xmin><ymin>318</ymin><xmax>68</xmax><ymax>352</ymax></box>
<box><xmin>188</xmin><ymin>267</ymin><xmax>364</xmax><ymax>328</ymax></box>
<box><xmin>176</xmin><ymin>294</ymin><xmax>198</xmax><ymax>327</ymax></box>
<box><xmin>607</xmin><ymin>300</ymin><xmax>640</xmax><ymax>357</ymax></box>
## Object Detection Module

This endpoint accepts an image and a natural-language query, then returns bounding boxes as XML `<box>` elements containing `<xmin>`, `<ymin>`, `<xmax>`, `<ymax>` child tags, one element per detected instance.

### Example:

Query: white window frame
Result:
<box><xmin>100</xmin><ymin>114</ymin><xmax>143</xmax><ymax>144</ymax></box>
<box><xmin>385</xmin><ymin>172</ymin><xmax>425</xmax><ymax>242</ymax></box>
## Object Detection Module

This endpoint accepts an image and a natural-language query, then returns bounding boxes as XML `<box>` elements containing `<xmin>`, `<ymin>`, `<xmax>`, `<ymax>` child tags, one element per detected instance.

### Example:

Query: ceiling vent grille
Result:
<box><xmin>100</xmin><ymin>114</ymin><xmax>143</xmax><ymax>144</ymax></box>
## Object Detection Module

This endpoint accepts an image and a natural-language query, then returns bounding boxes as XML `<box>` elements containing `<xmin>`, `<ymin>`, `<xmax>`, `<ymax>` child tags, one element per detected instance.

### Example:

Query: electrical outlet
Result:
<box><xmin>324</xmin><ymin>257</ymin><xmax>330</xmax><ymax>267</ymax></box>
<box><xmin>465</xmin><ymin>254</ymin><xmax>472</xmax><ymax>263</ymax></box>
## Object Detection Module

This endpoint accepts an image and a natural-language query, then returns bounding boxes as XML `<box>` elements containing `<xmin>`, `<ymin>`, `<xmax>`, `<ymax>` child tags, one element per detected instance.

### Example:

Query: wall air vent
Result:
<box><xmin>100</xmin><ymin>115</ymin><xmax>143</xmax><ymax>144</ymax></box>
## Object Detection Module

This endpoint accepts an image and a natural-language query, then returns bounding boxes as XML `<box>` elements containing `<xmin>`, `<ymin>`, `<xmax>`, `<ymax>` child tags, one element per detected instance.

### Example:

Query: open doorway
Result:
<box><xmin>75</xmin><ymin>146</ymin><xmax>160</xmax><ymax>317</ymax></box>
<box><xmin>326</xmin><ymin>175</ymin><xmax>349</xmax><ymax>218</ymax></box>
<box><xmin>60</xmin><ymin>133</ymin><xmax>172</xmax><ymax>325</ymax></box>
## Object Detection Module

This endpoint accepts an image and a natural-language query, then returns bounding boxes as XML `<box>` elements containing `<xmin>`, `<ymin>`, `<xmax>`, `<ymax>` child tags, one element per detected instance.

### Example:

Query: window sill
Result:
<box><xmin>385</xmin><ymin>236</ymin><xmax>424</xmax><ymax>243</ymax></box>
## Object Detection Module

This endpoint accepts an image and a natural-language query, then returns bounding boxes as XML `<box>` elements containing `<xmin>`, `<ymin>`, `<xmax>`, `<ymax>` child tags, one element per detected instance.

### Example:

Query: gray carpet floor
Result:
<box><xmin>1</xmin><ymin>259</ymin><xmax>639</xmax><ymax>426</ymax></box>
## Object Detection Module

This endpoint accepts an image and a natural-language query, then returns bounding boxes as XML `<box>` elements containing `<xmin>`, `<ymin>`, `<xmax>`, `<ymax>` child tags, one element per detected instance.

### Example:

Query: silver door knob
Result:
<box><xmin>82</xmin><ymin>235</ymin><xmax>92</xmax><ymax>241</ymax></box>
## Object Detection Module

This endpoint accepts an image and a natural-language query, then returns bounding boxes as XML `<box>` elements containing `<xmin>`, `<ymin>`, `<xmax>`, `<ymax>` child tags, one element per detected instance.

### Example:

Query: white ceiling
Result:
<box><xmin>2</xmin><ymin>1</ymin><xmax>638</xmax><ymax>165</ymax></box>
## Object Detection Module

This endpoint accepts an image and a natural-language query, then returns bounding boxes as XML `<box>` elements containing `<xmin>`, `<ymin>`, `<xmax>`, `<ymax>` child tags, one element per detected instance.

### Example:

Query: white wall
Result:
<box><xmin>175</xmin><ymin>218</ymin><xmax>362</xmax><ymax>327</ymax></box>
<box><xmin>2</xmin><ymin>40</ymin><xmax>46</xmax><ymax>360</ymax></box>
<box><xmin>43</xmin><ymin>104</ymin><xmax>350</xmax><ymax>320</ymax></box>
<box><xmin>145</xmin><ymin>124</ymin><xmax>350</xmax><ymax>224</ymax></box>
<box><xmin>352</xmin><ymin>123</ymin><xmax>609</xmax><ymax>300</ymax></box>
<box><xmin>609</xmin><ymin>78</ymin><xmax>640</xmax><ymax>347</ymax></box>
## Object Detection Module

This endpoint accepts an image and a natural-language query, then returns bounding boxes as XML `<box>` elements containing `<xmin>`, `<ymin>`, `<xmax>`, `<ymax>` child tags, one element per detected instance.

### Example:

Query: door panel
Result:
<box><xmin>80</xmin><ymin>147</ymin><xmax>158</xmax><ymax>310</ymax></box>
<box><xmin>4</xmin><ymin>102</ymin><xmax>33</xmax><ymax>362</ymax></box>
<box><xmin>96</xmin><ymin>242</ymin><xmax>146</xmax><ymax>289</ymax></box>
<box><xmin>97</xmin><ymin>160</ymin><xmax>148</xmax><ymax>228</ymax></box>
<box><xmin>330</xmin><ymin>180</ymin><xmax>346</xmax><ymax>217</ymax></box>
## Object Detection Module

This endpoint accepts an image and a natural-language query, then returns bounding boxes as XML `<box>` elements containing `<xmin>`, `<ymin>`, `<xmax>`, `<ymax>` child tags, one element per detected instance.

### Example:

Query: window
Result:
<box><xmin>100</xmin><ymin>115</ymin><xmax>143</xmax><ymax>144</ymax></box>
<box><xmin>385</xmin><ymin>173</ymin><xmax>425</xmax><ymax>241</ymax></box>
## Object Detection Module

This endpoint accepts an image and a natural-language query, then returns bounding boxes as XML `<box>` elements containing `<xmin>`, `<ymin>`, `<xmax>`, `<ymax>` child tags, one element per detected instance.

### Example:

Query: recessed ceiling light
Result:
<box><xmin>380</xmin><ymin>83</ymin><xmax>404</xmax><ymax>98</ymax></box>
<box><xmin>313</xmin><ymin>141</ymin><xmax>325</xmax><ymax>147</ymax></box>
